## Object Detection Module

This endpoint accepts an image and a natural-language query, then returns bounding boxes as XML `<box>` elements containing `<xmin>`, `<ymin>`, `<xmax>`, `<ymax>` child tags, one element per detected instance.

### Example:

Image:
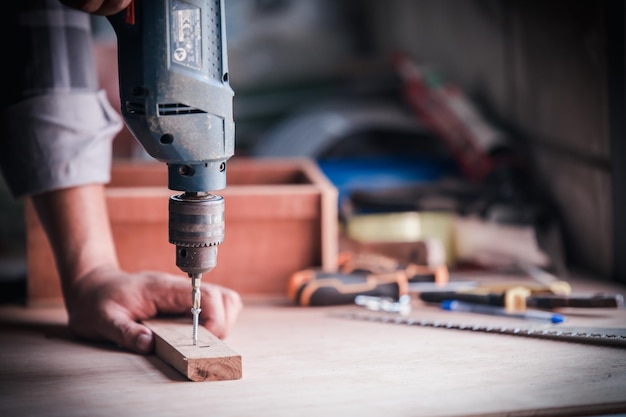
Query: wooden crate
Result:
<box><xmin>25</xmin><ymin>158</ymin><xmax>338</xmax><ymax>304</ymax></box>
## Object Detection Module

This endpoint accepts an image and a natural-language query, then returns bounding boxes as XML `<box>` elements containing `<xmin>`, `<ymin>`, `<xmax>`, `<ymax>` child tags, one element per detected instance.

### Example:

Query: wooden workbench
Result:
<box><xmin>1</xmin><ymin>276</ymin><xmax>626</xmax><ymax>417</ymax></box>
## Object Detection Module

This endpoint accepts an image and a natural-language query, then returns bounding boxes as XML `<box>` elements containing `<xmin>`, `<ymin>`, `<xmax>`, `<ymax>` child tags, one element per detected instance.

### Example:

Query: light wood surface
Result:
<box><xmin>144</xmin><ymin>319</ymin><xmax>242</xmax><ymax>382</ymax></box>
<box><xmin>1</xmin><ymin>277</ymin><xmax>626</xmax><ymax>417</ymax></box>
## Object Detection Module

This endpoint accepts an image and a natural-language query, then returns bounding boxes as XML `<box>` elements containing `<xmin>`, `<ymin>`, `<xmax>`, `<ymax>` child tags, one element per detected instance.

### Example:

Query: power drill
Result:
<box><xmin>108</xmin><ymin>0</ymin><xmax>234</xmax><ymax>345</ymax></box>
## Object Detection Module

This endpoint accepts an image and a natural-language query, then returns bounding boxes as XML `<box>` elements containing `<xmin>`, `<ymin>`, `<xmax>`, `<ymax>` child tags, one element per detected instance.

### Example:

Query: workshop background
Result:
<box><xmin>1</xmin><ymin>0</ymin><xmax>624</xmax><ymax>301</ymax></box>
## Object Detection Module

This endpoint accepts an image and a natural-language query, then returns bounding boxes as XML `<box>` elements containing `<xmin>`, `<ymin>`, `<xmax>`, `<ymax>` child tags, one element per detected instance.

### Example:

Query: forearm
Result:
<box><xmin>30</xmin><ymin>184</ymin><xmax>119</xmax><ymax>298</ymax></box>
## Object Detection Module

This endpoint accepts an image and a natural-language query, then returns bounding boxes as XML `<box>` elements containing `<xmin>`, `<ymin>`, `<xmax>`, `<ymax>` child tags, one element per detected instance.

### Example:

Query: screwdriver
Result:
<box><xmin>287</xmin><ymin>264</ymin><xmax>458</xmax><ymax>307</ymax></box>
<box><xmin>420</xmin><ymin>289</ymin><xmax>624</xmax><ymax>310</ymax></box>
<box><xmin>288</xmin><ymin>270</ymin><xmax>409</xmax><ymax>306</ymax></box>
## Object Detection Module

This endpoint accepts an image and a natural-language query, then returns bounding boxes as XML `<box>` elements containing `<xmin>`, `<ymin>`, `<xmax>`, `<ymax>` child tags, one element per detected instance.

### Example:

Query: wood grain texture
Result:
<box><xmin>144</xmin><ymin>319</ymin><xmax>242</xmax><ymax>382</ymax></box>
<box><xmin>1</xmin><ymin>281</ymin><xmax>626</xmax><ymax>417</ymax></box>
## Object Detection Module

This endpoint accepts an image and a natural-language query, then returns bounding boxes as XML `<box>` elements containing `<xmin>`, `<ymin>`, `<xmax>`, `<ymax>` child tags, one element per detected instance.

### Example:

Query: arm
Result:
<box><xmin>31</xmin><ymin>183</ymin><xmax>242</xmax><ymax>354</ymax></box>
<box><xmin>3</xmin><ymin>1</ymin><xmax>241</xmax><ymax>355</ymax></box>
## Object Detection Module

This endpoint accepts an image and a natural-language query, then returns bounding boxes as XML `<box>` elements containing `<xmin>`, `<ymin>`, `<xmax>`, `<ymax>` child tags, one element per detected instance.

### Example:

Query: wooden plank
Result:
<box><xmin>143</xmin><ymin>319</ymin><xmax>242</xmax><ymax>382</ymax></box>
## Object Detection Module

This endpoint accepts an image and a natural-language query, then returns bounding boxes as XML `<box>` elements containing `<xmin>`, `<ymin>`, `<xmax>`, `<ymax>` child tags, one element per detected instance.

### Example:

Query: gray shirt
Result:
<box><xmin>0</xmin><ymin>0</ymin><xmax>121</xmax><ymax>198</ymax></box>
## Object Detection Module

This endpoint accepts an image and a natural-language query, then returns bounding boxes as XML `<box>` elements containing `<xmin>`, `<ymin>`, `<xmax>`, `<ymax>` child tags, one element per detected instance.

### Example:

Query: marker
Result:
<box><xmin>440</xmin><ymin>300</ymin><xmax>566</xmax><ymax>323</ymax></box>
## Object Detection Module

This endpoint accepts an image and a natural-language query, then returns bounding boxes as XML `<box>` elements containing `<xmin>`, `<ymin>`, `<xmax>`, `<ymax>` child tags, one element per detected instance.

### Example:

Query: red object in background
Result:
<box><xmin>392</xmin><ymin>52</ymin><xmax>510</xmax><ymax>183</ymax></box>
<box><xmin>124</xmin><ymin>0</ymin><xmax>136</xmax><ymax>25</ymax></box>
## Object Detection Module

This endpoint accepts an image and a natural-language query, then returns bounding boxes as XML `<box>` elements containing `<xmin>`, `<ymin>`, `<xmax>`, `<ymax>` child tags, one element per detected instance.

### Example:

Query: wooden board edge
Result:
<box><xmin>143</xmin><ymin>319</ymin><xmax>242</xmax><ymax>382</ymax></box>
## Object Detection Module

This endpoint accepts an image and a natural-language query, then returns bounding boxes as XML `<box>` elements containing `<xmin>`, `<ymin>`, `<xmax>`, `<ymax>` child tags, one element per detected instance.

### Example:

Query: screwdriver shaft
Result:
<box><xmin>190</xmin><ymin>274</ymin><xmax>202</xmax><ymax>346</ymax></box>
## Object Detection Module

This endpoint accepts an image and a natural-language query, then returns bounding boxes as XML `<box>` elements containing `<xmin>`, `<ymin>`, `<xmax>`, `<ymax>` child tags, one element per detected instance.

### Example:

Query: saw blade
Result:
<box><xmin>332</xmin><ymin>312</ymin><xmax>626</xmax><ymax>349</ymax></box>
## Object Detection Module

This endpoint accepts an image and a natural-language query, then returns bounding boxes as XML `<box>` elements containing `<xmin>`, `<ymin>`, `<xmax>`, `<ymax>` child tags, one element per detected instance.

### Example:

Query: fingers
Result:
<box><xmin>102</xmin><ymin>307</ymin><xmax>155</xmax><ymax>354</ymax></box>
<box><xmin>118</xmin><ymin>321</ymin><xmax>154</xmax><ymax>354</ymax></box>
<box><xmin>68</xmin><ymin>304</ymin><xmax>155</xmax><ymax>354</ymax></box>
<box><xmin>200</xmin><ymin>285</ymin><xmax>243</xmax><ymax>339</ymax></box>
<box><xmin>146</xmin><ymin>273</ymin><xmax>243</xmax><ymax>339</ymax></box>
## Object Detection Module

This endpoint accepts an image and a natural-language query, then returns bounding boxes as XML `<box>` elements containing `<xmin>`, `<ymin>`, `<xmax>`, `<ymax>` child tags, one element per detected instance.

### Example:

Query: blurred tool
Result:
<box><xmin>108</xmin><ymin>0</ymin><xmax>234</xmax><ymax>345</ymax></box>
<box><xmin>287</xmin><ymin>257</ymin><xmax>474</xmax><ymax>306</ymax></box>
<box><xmin>393</xmin><ymin>52</ymin><xmax>516</xmax><ymax>183</ymax></box>
<box><xmin>420</xmin><ymin>290</ymin><xmax>624</xmax><ymax>310</ymax></box>
<box><xmin>333</xmin><ymin>312</ymin><xmax>626</xmax><ymax>349</ymax></box>
<box><xmin>289</xmin><ymin>251</ymin><xmax>449</xmax><ymax>306</ymax></box>
<box><xmin>288</xmin><ymin>270</ymin><xmax>409</xmax><ymax>307</ymax></box>
<box><xmin>419</xmin><ymin>260</ymin><xmax>623</xmax><ymax>312</ymax></box>
<box><xmin>337</xmin><ymin>251</ymin><xmax>449</xmax><ymax>281</ymax></box>
<box><xmin>419</xmin><ymin>279</ymin><xmax>570</xmax><ymax>312</ymax></box>
<box><xmin>526</xmin><ymin>292</ymin><xmax>624</xmax><ymax>309</ymax></box>
<box><xmin>355</xmin><ymin>294</ymin><xmax>412</xmax><ymax>315</ymax></box>
<box><xmin>441</xmin><ymin>300</ymin><xmax>566</xmax><ymax>323</ymax></box>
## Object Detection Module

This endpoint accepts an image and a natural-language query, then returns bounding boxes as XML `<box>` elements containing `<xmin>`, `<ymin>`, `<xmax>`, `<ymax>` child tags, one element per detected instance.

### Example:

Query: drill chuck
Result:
<box><xmin>169</xmin><ymin>192</ymin><xmax>225</xmax><ymax>276</ymax></box>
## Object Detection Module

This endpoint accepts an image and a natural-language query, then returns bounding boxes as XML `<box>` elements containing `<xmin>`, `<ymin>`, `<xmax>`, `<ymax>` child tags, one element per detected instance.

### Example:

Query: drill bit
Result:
<box><xmin>190</xmin><ymin>273</ymin><xmax>202</xmax><ymax>345</ymax></box>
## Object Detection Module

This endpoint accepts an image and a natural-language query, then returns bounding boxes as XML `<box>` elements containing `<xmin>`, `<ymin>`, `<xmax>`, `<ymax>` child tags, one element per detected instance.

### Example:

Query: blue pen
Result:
<box><xmin>441</xmin><ymin>300</ymin><xmax>566</xmax><ymax>323</ymax></box>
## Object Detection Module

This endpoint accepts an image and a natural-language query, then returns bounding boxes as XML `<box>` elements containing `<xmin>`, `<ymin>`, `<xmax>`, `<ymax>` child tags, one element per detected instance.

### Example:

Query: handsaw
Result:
<box><xmin>331</xmin><ymin>311</ymin><xmax>626</xmax><ymax>349</ymax></box>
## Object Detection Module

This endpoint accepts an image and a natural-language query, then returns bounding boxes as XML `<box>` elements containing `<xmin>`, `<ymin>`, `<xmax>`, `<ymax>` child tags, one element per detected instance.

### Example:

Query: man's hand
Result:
<box><xmin>59</xmin><ymin>0</ymin><xmax>132</xmax><ymax>15</ymax></box>
<box><xmin>31</xmin><ymin>184</ymin><xmax>242</xmax><ymax>355</ymax></box>
<box><xmin>64</xmin><ymin>265</ymin><xmax>243</xmax><ymax>354</ymax></box>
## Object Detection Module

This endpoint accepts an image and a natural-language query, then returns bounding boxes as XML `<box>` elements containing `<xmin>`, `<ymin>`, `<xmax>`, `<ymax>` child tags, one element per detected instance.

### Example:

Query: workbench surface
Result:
<box><xmin>1</xmin><ymin>277</ymin><xmax>626</xmax><ymax>417</ymax></box>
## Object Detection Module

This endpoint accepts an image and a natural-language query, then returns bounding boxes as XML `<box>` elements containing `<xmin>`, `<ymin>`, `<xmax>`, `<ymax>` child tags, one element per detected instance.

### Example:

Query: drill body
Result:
<box><xmin>109</xmin><ymin>0</ymin><xmax>234</xmax><ymax>192</ymax></box>
<box><xmin>108</xmin><ymin>0</ymin><xmax>234</xmax><ymax>343</ymax></box>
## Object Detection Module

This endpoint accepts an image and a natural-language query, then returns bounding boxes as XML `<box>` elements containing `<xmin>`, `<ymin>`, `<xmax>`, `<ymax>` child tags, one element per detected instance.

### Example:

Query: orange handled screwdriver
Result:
<box><xmin>288</xmin><ymin>270</ymin><xmax>409</xmax><ymax>307</ymax></box>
